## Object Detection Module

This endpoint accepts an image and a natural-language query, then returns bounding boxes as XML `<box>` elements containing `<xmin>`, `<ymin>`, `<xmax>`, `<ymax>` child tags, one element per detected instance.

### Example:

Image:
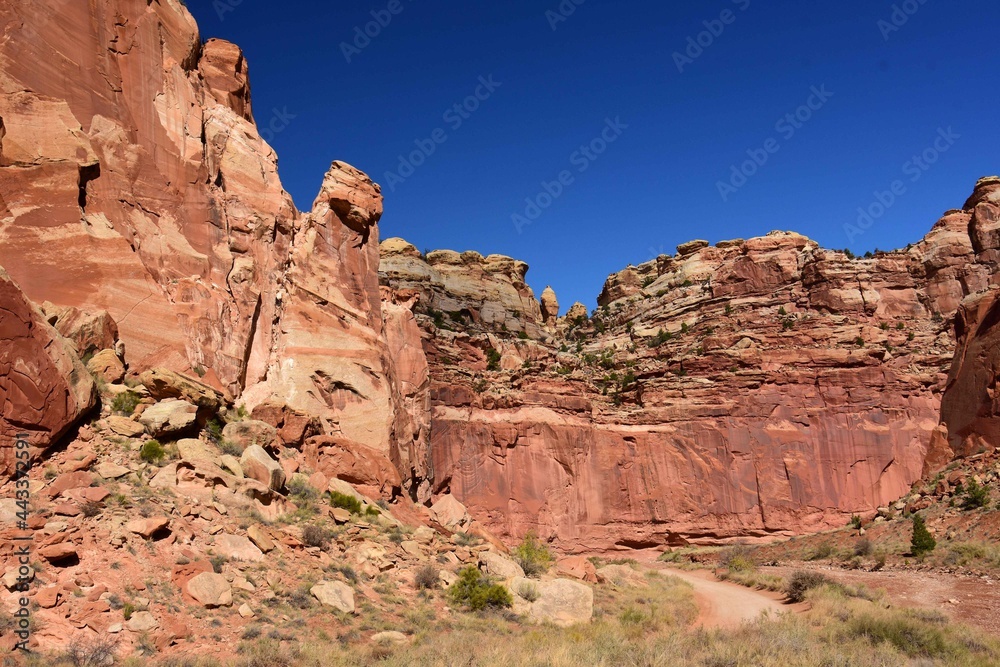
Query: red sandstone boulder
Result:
<box><xmin>0</xmin><ymin>269</ymin><xmax>95</xmax><ymax>477</ymax></box>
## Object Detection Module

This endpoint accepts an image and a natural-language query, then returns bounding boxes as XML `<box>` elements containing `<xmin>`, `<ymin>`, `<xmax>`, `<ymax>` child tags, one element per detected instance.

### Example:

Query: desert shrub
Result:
<box><xmin>140</xmin><ymin>439</ymin><xmax>165</xmax><ymax>463</ymax></box>
<box><xmin>961</xmin><ymin>478</ymin><xmax>989</xmax><ymax>510</ymax></box>
<box><xmin>911</xmin><ymin>514</ymin><xmax>936</xmax><ymax>556</ymax></box>
<box><xmin>809</xmin><ymin>542</ymin><xmax>836</xmax><ymax>561</ymax></box>
<box><xmin>718</xmin><ymin>544</ymin><xmax>756</xmax><ymax>572</ymax></box>
<box><xmin>81</xmin><ymin>501</ymin><xmax>102</xmax><ymax>518</ymax></box>
<box><xmin>205</xmin><ymin>418</ymin><xmax>224</xmax><ymax>444</ymax></box>
<box><xmin>486</xmin><ymin>348</ymin><xmax>502</xmax><ymax>371</ymax></box>
<box><xmin>329</xmin><ymin>491</ymin><xmax>362</xmax><ymax>515</ymax></box>
<box><xmin>843</xmin><ymin>612</ymin><xmax>949</xmax><ymax>657</ymax></box>
<box><xmin>110</xmin><ymin>390</ymin><xmax>141</xmax><ymax>416</ymax></box>
<box><xmin>236</xmin><ymin>638</ymin><xmax>293</xmax><ymax>667</ymax></box>
<box><xmin>854</xmin><ymin>538</ymin><xmax>873</xmax><ymax>557</ymax></box>
<box><xmin>365</xmin><ymin>505</ymin><xmax>380</xmax><ymax>517</ymax></box>
<box><xmin>219</xmin><ymin>439</ymin><xmax>243</xmax><ymax>457</ymax></box>
<box><xmin>454</xmin><ymin>532</ymin><xmax>481</xmax><ymax>547</ymax></box>
<box><xmin>301</xmin><ymin>524</ymin><xmax>332</xmax><ymax>549</ymax></box>
<box><xmin>850</xmin><ymin>515</ymin><xmax>863</xmax><ymax>529</ymax></box>
<box><xmin>517</xmin><ymin>581</ymin><xmax>540</xmax><ymax>602</ymax></box>
<box><xmin>447</xmin><ymin>566</ymin><xmax>512</xmax><ymax>611</ymax></box>
<box><xmin>786</xmin><ymin>570</ymin><xmax>832</xmax><ymax>603</ymax></box>
<box><xmin>287</xmin><ymin>475</ymin><xmax>319</xmax><ymax>504</ymax></box>
<box><xmin>65</xmin><ymin>635</ymin><xmax>120</xmax><ymax>667</ymax></box>
<box><xmin>514</xmin><ymin>533</ymin><xmax>553</xmax><ymax>577</ymax></box>
<box><xmin>210</xmin><ymin>554</ymin><xmax>228</xmax><ymax>574</ymax></box>
<box><xmin>414</xmin><ymin>564</ymin><xmax>439</xmax><ymax>591</ymax></box>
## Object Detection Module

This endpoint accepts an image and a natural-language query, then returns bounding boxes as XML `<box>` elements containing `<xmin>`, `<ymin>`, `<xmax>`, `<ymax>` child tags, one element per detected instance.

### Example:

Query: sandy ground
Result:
<box><xmin>656</xmin><ymin>566</ymin><xmax>790</xmax><ymax>629</ymax></box>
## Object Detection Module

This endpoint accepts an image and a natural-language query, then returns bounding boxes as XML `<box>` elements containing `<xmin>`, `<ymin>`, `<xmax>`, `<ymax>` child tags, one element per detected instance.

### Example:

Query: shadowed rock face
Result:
<box><xmin>0</xmin><ymin>268</ymin><xmax>95</xmax><ymax>472</ymax></box>
<box><xmin>0</xmin><ymin>0</ymin><xmax>430</xmax><ymax>498</ymax></box>
<box><xmin>941</xmin><ymin>285</ymin><xmax>1000</xmax><ymax>458</ymax></box>
<box><xmin>381</xmin><ymin>178</ymin><xmax>1000</xmax><ymax>549</ymax></box>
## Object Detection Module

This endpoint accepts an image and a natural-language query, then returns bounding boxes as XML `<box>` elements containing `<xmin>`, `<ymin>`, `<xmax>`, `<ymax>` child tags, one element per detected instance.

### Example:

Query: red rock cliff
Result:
<box><xmin>381</xmin><ymin>178</ymin><xmax>1000</xmax><ymax>550</ymax></box>
<box><xmin>0</xmin><ymin>0</ymin><xmax>429</xmax><ymax>497</ymax></box>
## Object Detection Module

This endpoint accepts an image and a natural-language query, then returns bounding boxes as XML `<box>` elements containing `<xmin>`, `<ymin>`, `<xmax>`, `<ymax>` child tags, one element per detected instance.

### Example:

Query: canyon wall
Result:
<box><xmin>0</xmin><ymin>0</ymin><xmax>428</xmax><ymax>497</ymax></box>
<box><xmin>3</xmin><ymin>0</ymin><xmax>999</xmax><ymax>550</ymax></box>
<box><xmin>381</xmin><ymin>177</ymin><xmax>1000</xmax><ymax>549</ymax></box>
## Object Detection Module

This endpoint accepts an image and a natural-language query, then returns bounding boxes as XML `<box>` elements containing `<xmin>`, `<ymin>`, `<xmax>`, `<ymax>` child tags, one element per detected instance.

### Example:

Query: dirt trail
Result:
<box><xmin>656</xmin><ymin>567</ymin><xmax>788</xmax><ymax>629</ymax></box>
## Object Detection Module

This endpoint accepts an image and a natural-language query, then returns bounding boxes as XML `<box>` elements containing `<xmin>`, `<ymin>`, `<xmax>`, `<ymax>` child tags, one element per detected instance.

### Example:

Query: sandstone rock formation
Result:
<box><xmin>941</xmin><ymin>285</ymin><xmax>1000</xmax><ymax>457</ymax></box>
<box><xmin>382</xmin><ymin>178</ymin><xmax>1000</xmax><ymax>549</ymax></box>
<box><xmin>0</xmin><ymin>0</ymin><xmax>431</xmax><ymax>500</ymax></box>
<box><xmin>0</xmin><ymin>268</ymin><xmax>96</xmax><ymax>473</ymax></box>
<box><xmin>380</xmin><ymin>238</ymin><xmax>544</xmax><ymax>337</ymax></box>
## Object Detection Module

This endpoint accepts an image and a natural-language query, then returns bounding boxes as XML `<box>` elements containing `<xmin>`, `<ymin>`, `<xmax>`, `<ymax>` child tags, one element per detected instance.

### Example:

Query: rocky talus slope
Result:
<box><xmin>380</xmin><ymin>177</ymin><xmax>1000</xmax><ymax>550</ymax></box>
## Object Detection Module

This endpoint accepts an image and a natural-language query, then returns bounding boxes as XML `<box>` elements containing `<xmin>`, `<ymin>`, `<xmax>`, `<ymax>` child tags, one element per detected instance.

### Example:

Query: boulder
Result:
<box><xmin>126</xmin><ymin>611</ymin><xmax>158</xmax><ymax>632</ymax></box>
<box><xmin>138</xmin><ymin>399</ymin><xmax>198</xmax><ymax>437</ymax></box>
<box><xmin>556</xmin><ymin>555</ymin><xmax>598</xmax><ymax>583</ymax></box>
<box><xmin>371</xmin><ymin>631</ymin><xmax>409</xmax><ymax>645</ymax></box>
<box><xmin>95</xmin><ymin>462</ymin><xmax>130</xmax><ymax>479</ymax></box>
<box><xmin>186</xmin><ymin>573</ymin><xmax>233</xmax><ymax>607</ymax></box>
<box><xmin>86</xmin><ymin>349</ymin><xmax>125</xmax><ymax>384</ymax></box>
<box><xmin>429</xmin><ymin>494</ymin><xmax>471</xmax><ymax>531</ymax></box>
<box><xmin>106</xmin><ymin>416</ymin><xmax>144</xmax><ymax>438</ymax></box>
<box><xmin>214</xmin><ymin>533</ymin><xmax>264</xmax><ymax>562</ymax></box>
<box><xmin>177</xmin><ymin>438</ymin><xmax>221</xmax><ymax>465</ymax></box>
<box><xmin>139</xmin><ymin>368</ymin><xmax>224</xmax><ymax>412</ymax></box>
<box><xmin>240</xmin><ymin>445</ymin><xmax>285</xmax><ymax>490</ymax></box>
<box><xmin>247</xmin><ymin>525</ymin><xmax>275</xmax><ymax>553</ymax></box>
<box><xmin>126</xmin><ymin>517</ymin><xmax>170</xmax><ymax>539</ymax></box>
<box><xmin>512</xmin><ymin>578</ymin><xmax>593</xmax><ymax>627</ymax></box>
<box><xmin>221</xmin><ymin>420</ymin><xmax>277</xmax><ymax>452</ymax></box>
<box><xmin>310</xmin><ymin>580</ymin><xmax>355</xmax><ymax>613</ymax></box>
<box><xmin>479</xmin><ymin>551</ymin><xmax>524</xmax><ymax>580</ymax></box>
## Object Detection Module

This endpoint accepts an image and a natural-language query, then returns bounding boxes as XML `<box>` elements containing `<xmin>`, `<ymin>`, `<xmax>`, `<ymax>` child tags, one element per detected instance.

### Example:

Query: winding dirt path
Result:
<box><xmin>656</xmin><ymin>567</ymin><xmax>789</xmax><ymax>629</ymax></box>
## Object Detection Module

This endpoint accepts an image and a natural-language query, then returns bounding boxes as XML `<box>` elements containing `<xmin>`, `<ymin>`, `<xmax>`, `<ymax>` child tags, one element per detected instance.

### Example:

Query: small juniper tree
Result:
<box><xmin>911</xmin><ymin>514</ymin><xmax>936</xmax><ymax>557</ymax></box>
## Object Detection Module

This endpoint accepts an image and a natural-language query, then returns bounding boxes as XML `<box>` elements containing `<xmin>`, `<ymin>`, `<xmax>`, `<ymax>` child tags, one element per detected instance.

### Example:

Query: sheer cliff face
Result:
<box><xmin>0</xmin><ymin>0</ymin><xmax>429</xmax><ymax>497</ymax></box>
<box><xmin>380</xmin><ymin>179</ymin><xmax>1000</xmax><ymax>550</ymax></box>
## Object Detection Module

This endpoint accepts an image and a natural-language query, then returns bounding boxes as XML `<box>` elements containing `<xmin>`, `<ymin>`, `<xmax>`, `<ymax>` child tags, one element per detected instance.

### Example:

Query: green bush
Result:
<box><xmin>911</xmin><ymin>514</ymin><xmax>936</xmax><ymax>557</ymax></box>
<box><xmin>961</xmin><ymin>478</ymin><xmax>989</xmax><ymax>510</ymax></box>
<box><xmin>447</xmin><ymin>566</ymin><xmax>512</xmax><ymax>611</ymax></box>
<box><xmin>329</xmin><ymin>491</ymin><xmax>362</xmax><ymax>515</ymax></box>
<box><xmin>850</xmin><ymin>515</ymin><xmax>863</xmax><ymax>529</ymax></box>
<box><xmin>486</xmin><ymin>348</ymin><xmax>502</xmax><ymax>371</ymax></box>
<box><xmin>514</xmin><ymin>532</ymin><xmax>553</xmax><ymax>577</ymax></box>
<box><xmin>719</xmin><ymin>544</ymin><xmax>756</xmax><ymax>573</ymax></box>
<box><xmin>111</xmin><ymin>391</ymin><xmax>141</xmax><ymax>416</ymax></box>
<box><xmin>139</xmin><ymin>439</ymin><xmax>165</xmax><ymax>463</ymax></box>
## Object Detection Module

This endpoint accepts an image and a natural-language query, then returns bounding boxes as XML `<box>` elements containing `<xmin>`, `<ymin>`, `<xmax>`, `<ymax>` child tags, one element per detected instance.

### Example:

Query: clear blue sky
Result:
<box><xmin>188</xmin><ymin>0</ymin><xmax>1000</xmax><ymax>312</ymax></box>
